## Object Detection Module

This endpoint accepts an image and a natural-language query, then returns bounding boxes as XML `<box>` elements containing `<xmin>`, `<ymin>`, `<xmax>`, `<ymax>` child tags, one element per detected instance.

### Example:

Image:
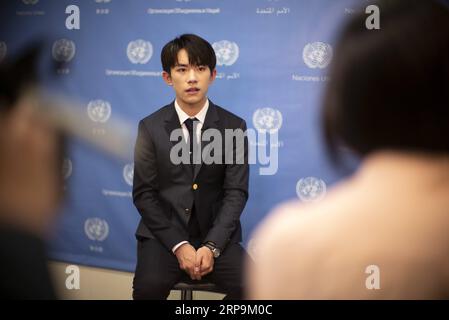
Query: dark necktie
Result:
<box><xmin>184</xmin><ymin>118</ymin><xmax>198</xmax><ymax>170</ymax></box>
<box><xmin>183</xmin><ymin>117</ymin><xmax>201</xmax><ymax>239</ymax></box>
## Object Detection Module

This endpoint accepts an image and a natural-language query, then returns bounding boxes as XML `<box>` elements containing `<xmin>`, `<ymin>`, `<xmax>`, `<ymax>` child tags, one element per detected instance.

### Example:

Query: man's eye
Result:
<box><xmin>177</xmin><ymin>68</ymin><xmax>186</xmax><ymax>72</ymax></box>
<box><xmin>198</xmin><ymin>66</ymin><xmax>206</xmax><ymax>71</ymax></box>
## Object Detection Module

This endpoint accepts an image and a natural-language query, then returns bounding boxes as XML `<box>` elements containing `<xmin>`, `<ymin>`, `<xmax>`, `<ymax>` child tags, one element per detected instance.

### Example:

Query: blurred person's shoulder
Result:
<box><xmin>249</xmin><ymin>180</ymin><xmax>365</xmax><ymax>298</ymax></box>
<box><xmin>253</xmin><ymin>178</ymin><xmax>359</xmax><ymax>244</ymax></box>
<box><xmin>251</xmin><ymin>152</ymin><xmax>449</xmax><ymax>298</ymax></box>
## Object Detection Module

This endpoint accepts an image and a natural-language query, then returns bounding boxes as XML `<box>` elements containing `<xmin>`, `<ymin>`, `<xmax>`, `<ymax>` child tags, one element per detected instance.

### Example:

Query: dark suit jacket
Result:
<box><xmin>132</xmin><ymin>101</ymin><xmax>249</xmax><ymax>252</ymax></box>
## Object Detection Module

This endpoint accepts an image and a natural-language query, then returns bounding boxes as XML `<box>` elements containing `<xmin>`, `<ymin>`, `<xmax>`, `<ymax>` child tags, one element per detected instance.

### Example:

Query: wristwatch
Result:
<box><xmin>204</xmin><ymin>241</ymin><xmax>221</xmax><ymax>258</ymax></box>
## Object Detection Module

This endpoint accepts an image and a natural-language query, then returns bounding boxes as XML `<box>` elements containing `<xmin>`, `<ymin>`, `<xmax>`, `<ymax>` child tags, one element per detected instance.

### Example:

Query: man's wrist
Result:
<box><xmin>202</xmin><ymin>240</ymin><xmax>216</xmax><ymax>247</ymax></box>
<box><xmin>202</xmin><ymin>241</ymin><xmax>221</xmax><ymax>258</ymax></box>
<box><xmin>172</xmin><ymin>240</ymin><xmax>189</xmax><ymax>254</ymax></box>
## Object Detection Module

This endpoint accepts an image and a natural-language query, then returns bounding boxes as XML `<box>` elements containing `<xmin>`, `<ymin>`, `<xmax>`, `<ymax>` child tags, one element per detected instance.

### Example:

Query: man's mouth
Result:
<box><xmin>185</xmin><ymin>87</ymin><xmax>200</xmax><ymax>94</ymax></box>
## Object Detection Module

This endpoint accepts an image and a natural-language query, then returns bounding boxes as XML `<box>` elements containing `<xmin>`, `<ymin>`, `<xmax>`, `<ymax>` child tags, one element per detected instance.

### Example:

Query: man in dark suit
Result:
<box><xmin>132</xmin><ymin>34</ymin><xmax>249</xmax><ymax>300</ymax></box>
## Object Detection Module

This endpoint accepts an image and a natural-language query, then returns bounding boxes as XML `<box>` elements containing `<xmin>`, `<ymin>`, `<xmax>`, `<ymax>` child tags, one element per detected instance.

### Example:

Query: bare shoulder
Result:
<box><xmin>252</xmin><ymin>182</ymin><xmax>357</xmax><ymax>254</ymax></box>
<box><xmin>251</xmin><ymin>200</ymin><xmax>320</xmax><ymax>259</ymax></box>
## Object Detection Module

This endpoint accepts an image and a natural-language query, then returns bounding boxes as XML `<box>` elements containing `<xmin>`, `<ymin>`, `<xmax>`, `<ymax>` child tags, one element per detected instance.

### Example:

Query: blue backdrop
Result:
<box><xmin>1</xmin><ymin>0</ymin><xmax>374</xmax><ymax>272</ymax></box>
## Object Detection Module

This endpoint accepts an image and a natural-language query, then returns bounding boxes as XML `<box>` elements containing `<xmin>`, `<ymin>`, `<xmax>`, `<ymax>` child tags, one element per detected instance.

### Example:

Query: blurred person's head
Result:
<box><xmin>322</xmin><ymin>0</ymin><xmax>449</xmax><ymax>164</ymax></box>
<box><xmin>0</xmin><ymin>43</ymin><xmax>65</xmax><ymax>237</ymax></box>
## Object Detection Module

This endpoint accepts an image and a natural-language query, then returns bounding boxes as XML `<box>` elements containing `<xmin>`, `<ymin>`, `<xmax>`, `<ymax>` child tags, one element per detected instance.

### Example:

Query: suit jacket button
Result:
<box><xmin>192</xmin><ymin>183</ymin><xmax>198</xmax><ymax>190</ymax></box>
<box><xmin>185</xmin><ymin>208</ymin><xmax>190</xmax><ymax>214</ymax></box>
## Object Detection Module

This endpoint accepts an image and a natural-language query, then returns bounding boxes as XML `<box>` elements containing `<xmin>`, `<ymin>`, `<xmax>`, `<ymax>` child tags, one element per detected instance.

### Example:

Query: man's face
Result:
<box><xmin>162</xmin><ymin>48</ymin><xmax>216</xmax><ymax>110</ymax></box>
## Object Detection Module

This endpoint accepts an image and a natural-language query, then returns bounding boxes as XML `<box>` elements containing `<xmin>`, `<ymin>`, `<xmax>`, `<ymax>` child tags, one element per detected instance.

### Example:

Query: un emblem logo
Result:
<box><xmin>212</xmin><ymin>40</ymin><xmax>239</xmax><ymax>66</ymax></box>
<box><xmin>84</xmin><ymin>218</ymin><xmax>109</xmax><ymax>241</ymax></box>
<box><xmin>62</xmin><ymin>158</ymin><xmax>72</xmax><ymax>180</ymax></box>
<box><xmin>296</xmin><ymin>177</ymin><xmax>326</xmax><ymax>202</ymax></box>
<box><xmin>22</xmin><ymin>0</ymin><xmax>39</xmax><ymax>4</ymax></box>
<box><xmin>0</xmin><ymin>42</ymin><xmax>6</xmax><ymax>63</ymax></box>
<box><xmin>123</xmin><ymin>163</ymin><xmax>134</xmax><ymax>186</ymax></box>
<box><xmin>252</xmin><ymin>108</ymin><xmax>283</xmax><ymax>134</ymax></box>
<box><xmin>87</xmin><ymin>100</ymin><xmax>112</xmax><ymax>123</ymax></box>
<box><xmin>127</xmin><ymin>39</ymin><xmax>153</xmax><ymax>64</ymax></box>
<box><xmin>52</xmin><ymin>39</ymin><xmax>76</xmax><ymax>62</ymax></box>
<box><xmin>302</xmin><ymin>42</ymin><xmax>333</xmax><ymax>69</ymax></box>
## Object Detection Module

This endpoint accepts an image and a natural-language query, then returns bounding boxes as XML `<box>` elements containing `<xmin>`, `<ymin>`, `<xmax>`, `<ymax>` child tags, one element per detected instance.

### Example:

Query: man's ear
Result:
<box><xmin>162</xmin><ymin>71</ymin><xmax>172</xmax><ymax>86</ymax></box>
<box><xmin>209</xmin><ymin>68</ymin><xmax>217</xmax><ymax>84</ymax></box>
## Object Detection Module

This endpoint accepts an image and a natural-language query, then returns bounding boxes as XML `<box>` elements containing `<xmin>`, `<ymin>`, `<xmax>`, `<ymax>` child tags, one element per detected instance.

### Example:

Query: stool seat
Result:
<box><xmin>173</xmin><ymin>278</ymin><xmax>223</xmax><ymax>300</ymax></box>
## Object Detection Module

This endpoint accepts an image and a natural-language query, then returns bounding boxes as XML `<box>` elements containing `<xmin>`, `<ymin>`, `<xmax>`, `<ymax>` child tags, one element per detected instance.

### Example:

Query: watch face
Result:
<box><xmin>213</xmin><ymin>248</ymin><xmax>220</xmax><ymax>258</ymax></box>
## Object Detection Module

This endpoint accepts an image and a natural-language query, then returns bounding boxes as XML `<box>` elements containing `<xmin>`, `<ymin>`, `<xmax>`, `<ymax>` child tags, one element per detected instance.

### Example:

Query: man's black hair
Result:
<box><xmin>161</xmin><ymin>34</ymin><xmax>216</xmax><ymax>74</ymax></box>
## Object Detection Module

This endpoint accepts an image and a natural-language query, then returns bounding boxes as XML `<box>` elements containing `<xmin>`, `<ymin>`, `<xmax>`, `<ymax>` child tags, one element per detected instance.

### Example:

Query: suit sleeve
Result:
<box><xmin>132</xmin><ymin>120</ymin><xmax>187</xmax><ymax>251</ymax></box>
<box><xmin>204</xmin><ymin>119</ymin><xmax>249</xmax><ymax>250</ymax></box>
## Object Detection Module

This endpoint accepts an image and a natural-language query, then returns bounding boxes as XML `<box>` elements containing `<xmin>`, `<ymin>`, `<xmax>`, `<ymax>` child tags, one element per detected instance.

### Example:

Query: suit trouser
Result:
<box><xmin>132</xmin><ymin>237</ymin><xmax>248</xmax><ymax>300</ymax></box>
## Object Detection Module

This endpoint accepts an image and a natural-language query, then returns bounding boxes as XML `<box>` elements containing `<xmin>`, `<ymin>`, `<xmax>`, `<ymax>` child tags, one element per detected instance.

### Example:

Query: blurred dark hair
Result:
<box><xmin>322</xmin><ymin>0</ymin><xmax>449</xmax><ymax>164</ymax></box>
<box><xmin>0</xmin><ymin>43</ymin><xmax>41</xmax><ymax>112</ymax></box>
<box><xmin>161</xmin><ymin>34</ymin><xmax>216</xmax><ymax>74</ymax></box>
<box><xmin>0</xmin><ymin>41</ymin><xmax>62</xmax><ymax>113</ymax></box>
<box><xmin>0</xmin><ymin>41</ymin><xmax>66</xmax><ymax>183</ymax></box>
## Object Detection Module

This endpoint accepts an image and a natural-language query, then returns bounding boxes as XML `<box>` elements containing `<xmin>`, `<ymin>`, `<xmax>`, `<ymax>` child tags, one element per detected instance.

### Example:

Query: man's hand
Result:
<box><xmin>195</xmin><ymin>246</ymin><xmax>214</xmax><ymax>278</ymax></box>
<box><xmin>174</xmin><ymin>243</ymin><xmax>199</xmax><ymax>280</ymax></box>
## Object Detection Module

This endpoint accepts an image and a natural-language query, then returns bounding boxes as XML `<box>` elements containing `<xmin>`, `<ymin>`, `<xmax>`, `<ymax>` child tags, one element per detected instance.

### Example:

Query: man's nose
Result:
<box><xmin>187</xmin><ymin>69</ymin><xmax>198</xmax><ymax>83</ymax></box>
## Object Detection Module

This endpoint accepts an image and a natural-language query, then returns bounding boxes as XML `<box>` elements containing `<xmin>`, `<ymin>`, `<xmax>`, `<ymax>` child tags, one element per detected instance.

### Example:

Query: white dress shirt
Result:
<box><xmin>174</xmin><ymin>99</ymin><xmax>209</xmax><ymax>144</ymax></box>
